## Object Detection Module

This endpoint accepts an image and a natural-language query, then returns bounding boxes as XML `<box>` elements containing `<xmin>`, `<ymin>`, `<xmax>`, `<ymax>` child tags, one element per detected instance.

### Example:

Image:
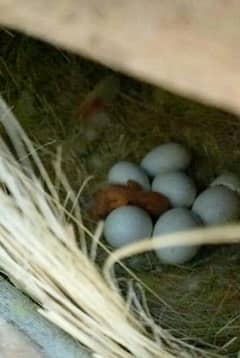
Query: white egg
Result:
<box><xmin>210</xmin><ymin>172</ymin><xmax>240</xmax><ymax>193</ymax></box>
<box><xmin>152</xmin><ymin>171</ymin><xmax>197</xmax><ymax>207</ymax></box>
<box><xmin>192</xmin><ymin>186</ymin><xmax>240</xmax><ymax>225</ymax></box>
<box><xmin>141</xmin><ymin>142</ymin><xmax>191</xmax><ymax>177</ymax></box>
<box><xmin>108</xmin><ymin>161</ymin><xmax>150</xmax><ymax>190</ymax></box>
<box><xmin>104</xmin><ymin>206</ymin><xmax>153</xmax><ymax>248</ymax></box>
<box><xmin>153</xmin><ymin>208</ymin><xmax>202</xmax><ymax>265</ymax></box>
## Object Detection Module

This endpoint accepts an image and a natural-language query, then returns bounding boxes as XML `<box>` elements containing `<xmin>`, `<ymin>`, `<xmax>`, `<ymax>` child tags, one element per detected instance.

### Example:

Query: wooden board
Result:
<box><xmin>1</xmin><ymin>0</ymin><xmax>240</xmax><ymax>114</ymax></box>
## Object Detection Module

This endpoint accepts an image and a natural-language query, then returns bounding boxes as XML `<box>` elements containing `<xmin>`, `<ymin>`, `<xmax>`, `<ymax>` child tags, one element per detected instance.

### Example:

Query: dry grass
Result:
<box><xmin>1</xmin><ymin>31</ymin><xmax>240</xmax><ymax>357</ymax></box>
<box><xmin>0</xmin><ymin>94</ymin><xmax>211</xmax><ymax>358</ymax></box>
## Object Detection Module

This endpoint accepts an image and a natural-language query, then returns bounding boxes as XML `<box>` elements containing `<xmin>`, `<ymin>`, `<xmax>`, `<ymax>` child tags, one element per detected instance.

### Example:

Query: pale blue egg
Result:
<box><xmin>152</xmin><ymin>171</ymin><xmax>196</xmax><ymax>207</ymax></box>
<box><xmin>192</xmin><ymin>186</ymin><xmax>240</xmax><ymax>225</ymax></box>
<box><xmin>108</xmin><ymin>161</ymin><xmax>150</xmax><ymax>190</ymax></box>
<box><xmin>210</xmin><ymin>172</ymin><xmax>240</xmax><ymax>193</ymax></box>
<box><xmin>141</xmin><ymin>142</ymin><xmax>191</xmax><ymax>177</ymax></box>
<box><xmin>153</xmin><ymin>208</ymin><xmax>201</xmax><ymax>264</ymax></box>
<box><xmin>104</xmin><ymin>206</ymin><xmax>153</xmax><ymax>248</ymax></box>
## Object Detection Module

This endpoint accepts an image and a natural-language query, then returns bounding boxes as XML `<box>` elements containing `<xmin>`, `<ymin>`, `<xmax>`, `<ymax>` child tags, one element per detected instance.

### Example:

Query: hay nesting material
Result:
<box><xmin>1</xmin><ymin>33</ymin><xmax>240</xmax><ymax>357</ymax></box>
<box><xmin>0</xmin><ymin>94</ymin><xmax>239</xmax><ymax>358</ymax></box>
<box><xmin>0</xmin><ymin>95</ymin><xmax>211</xmax><ymax>358</ymax></box>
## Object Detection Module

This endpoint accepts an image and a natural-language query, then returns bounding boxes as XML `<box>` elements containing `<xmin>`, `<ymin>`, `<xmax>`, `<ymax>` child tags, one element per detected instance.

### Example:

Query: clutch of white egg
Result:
<box><xmin>103</xmin><ymin>142</ymin><xmax>240</xmax><ymax>265</ymax></box>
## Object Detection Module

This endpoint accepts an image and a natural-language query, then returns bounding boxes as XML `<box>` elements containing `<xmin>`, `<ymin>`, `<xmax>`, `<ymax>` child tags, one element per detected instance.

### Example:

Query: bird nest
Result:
<box><xmin>1</xmin><ymin>31</ymin><xmax>240</xmax><ymax>357</ymax></box>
